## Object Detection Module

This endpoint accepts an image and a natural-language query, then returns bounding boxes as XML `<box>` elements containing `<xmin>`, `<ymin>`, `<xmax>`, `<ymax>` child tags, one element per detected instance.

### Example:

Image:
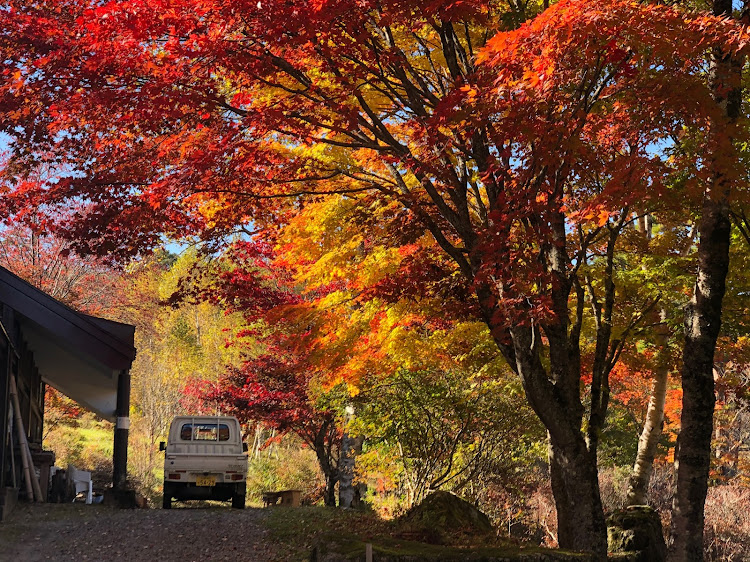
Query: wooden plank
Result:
<box><xmin>9</xmin><ymin>375</ymin><xmax>42</xmax><ymax>501</ymax></box>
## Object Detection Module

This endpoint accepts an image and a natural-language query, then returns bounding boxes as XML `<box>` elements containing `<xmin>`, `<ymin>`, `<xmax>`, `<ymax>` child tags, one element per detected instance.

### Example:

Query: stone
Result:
<box><xmin>607</xmin><ymin>505</ymin><xmax>666</xmax><ymax>562</ymax></box>
<box><xmin>395</xmin><ymin>491</ymin><xmax>494</xmax><ymax>544</ymax></box>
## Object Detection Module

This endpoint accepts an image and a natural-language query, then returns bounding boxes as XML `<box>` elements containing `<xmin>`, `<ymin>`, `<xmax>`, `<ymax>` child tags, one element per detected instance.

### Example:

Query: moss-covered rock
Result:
<box><xmin>309</xmin><ymin>493</ymin><xmax>597</xmax><ymax>561</ymax></box>
<box><xmin>606</xmin><ymin>505</ymin><xmax>666</xmax><ymax>562</ymax></box>
<box><xmin>393</xmin><ymin>491</ymin><xmax>493</xmax><ymax>544</ymax></box>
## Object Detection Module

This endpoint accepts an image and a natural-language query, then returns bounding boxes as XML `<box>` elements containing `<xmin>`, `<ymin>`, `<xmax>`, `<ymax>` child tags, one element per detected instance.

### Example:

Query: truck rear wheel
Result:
<box><xmin>232</xmin><ymin>483</ymin><xmax>246</xmax><ymax>509</ymax></box>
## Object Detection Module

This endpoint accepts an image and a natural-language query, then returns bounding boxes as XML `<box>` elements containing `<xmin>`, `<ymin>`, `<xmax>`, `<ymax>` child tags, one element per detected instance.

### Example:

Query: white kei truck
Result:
<box><xmin>160</xmin><ymin>416</ymin><xmax>249</xmax><ymax>509</ymax></box>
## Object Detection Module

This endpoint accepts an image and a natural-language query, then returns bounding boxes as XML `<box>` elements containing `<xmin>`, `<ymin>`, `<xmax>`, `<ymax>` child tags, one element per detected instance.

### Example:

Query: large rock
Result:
<box><xmin>607</xmin><ymin>505</ymin><xmax>666</xmax><ymax>562</ymax></box>
<box><xmin>395</xmin><ymin>491</ymin><xmax>493</xmax><ymax>544</ymax></box>
<box><xmin>310</xmin><ymin>492</ymin><xmax>598</xmax><ymax>560</ymax></box>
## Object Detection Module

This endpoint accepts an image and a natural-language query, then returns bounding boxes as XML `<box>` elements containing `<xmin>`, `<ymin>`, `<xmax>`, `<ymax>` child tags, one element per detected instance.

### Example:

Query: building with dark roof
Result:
<box><xmin>0</xmin><ymin>265</ymin><xmax>136</xmax><ymax>519</ymax></box>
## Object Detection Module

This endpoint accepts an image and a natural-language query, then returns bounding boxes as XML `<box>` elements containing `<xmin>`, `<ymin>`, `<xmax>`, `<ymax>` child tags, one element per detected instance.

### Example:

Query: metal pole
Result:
<box><xmin>113</xmin><ymin>370</ymin><xmax>130</xmax><ymax>491</ymax></box>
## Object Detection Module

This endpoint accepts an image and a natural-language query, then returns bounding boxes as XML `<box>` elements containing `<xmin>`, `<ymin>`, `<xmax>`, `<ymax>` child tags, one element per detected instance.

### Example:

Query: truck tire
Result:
<box><xmin>232</xmin><ymin>483</ymin><xmax>246</xmax><ymax>509</ymax></box>
<box><xmin>162</xmin><ymin>483</ymin><xmax>172</xmax><ymax>509</ymax></box>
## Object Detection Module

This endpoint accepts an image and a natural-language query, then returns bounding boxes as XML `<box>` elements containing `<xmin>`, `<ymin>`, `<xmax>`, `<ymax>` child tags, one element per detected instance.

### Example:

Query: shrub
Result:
<box><xmin>245</xmin><ymin>436</ymin><xmax>323</xmax><ymax>505</ymax></box>
<box><xmin>704</xmin><ymin>484</ymin><xmax>750</xmax><ymax>562</ymax></box>
<box><xmin>598</xmin><ymin>465</ymin><xmax>631</xmax><ymax>514</ymax></box>
<box><xmin>43</xmin><ymin>411</ymin><xmax>113</xmax><ymax>490</ymax></box>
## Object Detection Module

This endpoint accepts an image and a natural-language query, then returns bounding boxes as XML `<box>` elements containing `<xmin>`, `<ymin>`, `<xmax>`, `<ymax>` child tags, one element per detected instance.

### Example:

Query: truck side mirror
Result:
<box><xmin>242</xmin><ymin>443</ymin><xmax>248</xmax><ymax>452</ymax></box>
<box><xmin>159</xmin><ymin>441</ymin><xmax>166</xmax><ymax>451</ymax></box>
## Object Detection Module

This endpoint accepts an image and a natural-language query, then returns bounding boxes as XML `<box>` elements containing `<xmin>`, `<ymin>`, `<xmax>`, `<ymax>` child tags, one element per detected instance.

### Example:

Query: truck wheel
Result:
<box><xmin>232</xmin><ymin>483</ymin><xmax>246</xmax><ymax>509</ymax></box>
<box><xmin>162</xmin><ymin>483</ymin><xmax>172</xmax><ymax>509</ymax></box>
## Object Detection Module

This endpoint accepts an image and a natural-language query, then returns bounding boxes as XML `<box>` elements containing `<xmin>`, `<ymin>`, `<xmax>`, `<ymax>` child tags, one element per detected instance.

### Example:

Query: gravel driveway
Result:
<box><xmin>0</xmin><ymin>503</ymin><xmax>284</xmax><ymax>562</ymax></box>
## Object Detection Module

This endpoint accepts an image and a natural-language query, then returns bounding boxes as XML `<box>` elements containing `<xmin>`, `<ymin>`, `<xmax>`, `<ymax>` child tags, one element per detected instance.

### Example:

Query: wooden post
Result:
<box><xmin>113</xmin><ymin>370</ymin><xmax>130</xmax><ymax>491</ymax></box>
<box><xmin>24</xmin><ymin>435</ymin><xmax>44</xmax><ymax>502</ymax></box>
<box><xmin>365</xmin><ymin>543</ymin><xmax>373</xmax><ymax>562</ymax></box>
<box><xmin>9</xmin><ymin>375</ymin><xmax>42</xmax><ymax>501</ymax></box>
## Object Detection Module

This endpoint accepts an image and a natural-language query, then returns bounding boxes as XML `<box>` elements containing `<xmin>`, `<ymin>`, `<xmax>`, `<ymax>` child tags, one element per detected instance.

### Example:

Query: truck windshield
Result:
<box><xmin>180</xmin><ymin>423</ymin><xmax>230</xmax><ymax>441</ymax></box>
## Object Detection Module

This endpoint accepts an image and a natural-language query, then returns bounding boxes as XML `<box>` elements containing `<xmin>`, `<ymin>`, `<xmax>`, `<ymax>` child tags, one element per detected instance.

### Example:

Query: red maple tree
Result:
<box><xmin>177</xmin><ymin>241</ymin><xmax>344</xmax><ymax>506</ymax></box>
<box><xmin>1</xmin><ymin>0</ymin><xmax>748</xmax><ymax>555</ymax></box>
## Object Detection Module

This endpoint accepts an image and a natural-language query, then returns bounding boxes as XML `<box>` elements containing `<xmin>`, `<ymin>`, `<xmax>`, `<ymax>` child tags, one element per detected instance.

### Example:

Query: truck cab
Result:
<box><xmin>160</xmin><ymin>416</ymin><xmax>248</xmax><ymax>509</ymax></box>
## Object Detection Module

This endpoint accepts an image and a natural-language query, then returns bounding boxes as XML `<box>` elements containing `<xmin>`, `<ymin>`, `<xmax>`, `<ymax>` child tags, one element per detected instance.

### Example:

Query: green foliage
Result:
<box><xmin>597</xmin><ymin>410</ymin><xmax>641</xmax><ymax>469</ymax></box>
<box><xmin>267</xmin><ymin>505</ymin><xmax>593</xmax><ymax>561</ymax></box>
<box><xmin>354</xmin><ymin>368</ymin><xmax>544</xmax><ymax>512</ymax></box>
<box><xmin>126</xmin><ymin>414</ymin><xmax>166</xmax><ymax>503</ymax></box>
<box><xmin>42</xmin><ymin>410</ymin><xmax>113</xmax><ymax>489</ymax></box>
<box><xmin>267</xmin><ymin>506</ymin><xmax>390</xmax><ymax>561</ymax></box>
<box><xmin>245</xmin><ymin>441</ymin><xmax>323</xmax><ymax>506</ymax></box>
<box><xmin>598</xmin><ymin>466</ymin><xmax>633</xmax><ymax>514</ymax></box>
<box><xmin>36</xmin><ymin>249</ymin><xmax>255</xmax><ymax>502</ymax></box>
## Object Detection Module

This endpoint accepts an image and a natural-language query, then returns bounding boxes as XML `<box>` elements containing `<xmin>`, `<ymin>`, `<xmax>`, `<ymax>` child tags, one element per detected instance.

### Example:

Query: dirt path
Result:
<box><xmin>0</xmin><ymin>504</ymin><xmax>284</xmax><ymax>562</ymax></box>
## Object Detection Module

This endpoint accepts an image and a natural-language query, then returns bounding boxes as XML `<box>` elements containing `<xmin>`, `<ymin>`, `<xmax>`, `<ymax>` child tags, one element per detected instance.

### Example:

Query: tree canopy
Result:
<box><xmin>2</xmin><ymin>0</ymin><xmax>750</xmax><ymax>558</ymax></box>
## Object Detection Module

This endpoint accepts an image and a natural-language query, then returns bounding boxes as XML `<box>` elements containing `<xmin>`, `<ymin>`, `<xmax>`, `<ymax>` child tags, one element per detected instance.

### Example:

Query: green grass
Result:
<box><xmin>265</xmin><ymin>506</ymin><xmax>595</xmax><ymax>561</ymax></box>
<box><xmin>267</xmin><ymin>505</ymin><xmax>387</xmax><ymax>560</ymax></box>
<box><xmin>77</xmin><ymin>427</ymin><xmax>113</xmax><ymax>454</ymax></box>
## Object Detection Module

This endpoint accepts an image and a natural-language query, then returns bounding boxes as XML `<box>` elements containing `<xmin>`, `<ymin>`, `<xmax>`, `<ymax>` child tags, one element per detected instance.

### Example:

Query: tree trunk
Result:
<box><xmin>670</xmin><ymin>200</ymin><xmax>730</xmax><ymax>560</ymax></box>
<box><xmin>670</xmin><ymin>1</ymin><xmax>741</xmax><ymax>557</ymax></box>
<box><xmin>627</xmin><ymin>310</ymin><xmax>670</xmax><ymax>506</ymax></box>
<box><xmin>339</xmin><ymin>431</ymin><xmax>364</xmax><ymax>508</ymax></box>
<box><xmin>312</xmin><ymin>421</ymin><xmax>339</xmax><ymax>507</ymax></box>
<box><xmin>339</xmin><ymin>405</ymin><xmax>364</xmax><ymax>509</ymax></box>
<box><xmin>548</xmin><ymin>435</ymin><xmax>607</xmax><ymax>558</ymax></box>
<box><xmin>503</xmin><ymin>322</ymin><xmax>608</xmax><ymax>560</ymax></box>
<box><xmin>324</xmin><ymin>473</ymin><xmax>337</xmax><ymax>507</ymax></box>
<box><xmin>339</xmin><ymin>430</ymin><xmax>356</xmax><ymax>508</ymax></box>
<box><xmin>626</xmin><ymin>363</ymin><xmax>668</xmax><ymax>506</ymax></box>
